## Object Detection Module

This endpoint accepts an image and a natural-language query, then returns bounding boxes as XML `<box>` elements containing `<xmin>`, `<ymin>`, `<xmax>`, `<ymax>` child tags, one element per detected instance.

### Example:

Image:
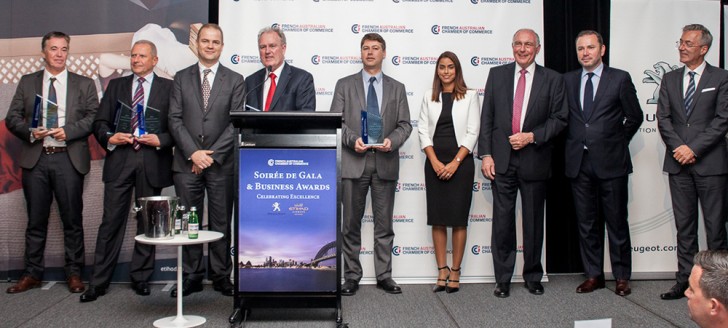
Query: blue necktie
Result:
<box><xmin>366</xmin><ymin>76</ymin><xmax>382</xmax><ymax>143</ymax></box>
<box><xmin>582</xmin><ymin>72</ymin><xmax>595</xmax><ymax>119</ymax></box>
<box><xmin>46</xmin><ymin>77</ymin><xmax>58</xmax><ymax>128</ymax></box>
<box><xmin>684</xmin><ymin>71</ymin><xmax>696</xmax><ymax>116</ymax></box>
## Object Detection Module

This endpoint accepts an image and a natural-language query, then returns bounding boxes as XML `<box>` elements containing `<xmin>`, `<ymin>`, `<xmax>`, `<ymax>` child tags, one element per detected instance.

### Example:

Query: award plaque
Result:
<box><xmin>143</xmin><ymin>105</ymin><xmax>161</xmax><ymax>134</ymax></box>
<box><xmin>30</xmin><ymin>95</ymin><xmax>42</xmax><ymax>130</ymax></box>
<box><xmin>113</xmin><ymin>101</ymin><xmax>134</xmax><ymax>133</ymax></box>
<box><xmin>361</xmin><ymin>109</ymin><xmax>383</xmax><ymax>146</ymax></box>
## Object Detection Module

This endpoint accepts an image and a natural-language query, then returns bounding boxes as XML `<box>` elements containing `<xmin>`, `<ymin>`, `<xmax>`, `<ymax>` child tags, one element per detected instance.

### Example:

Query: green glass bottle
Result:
<box><xmin>188</xmin><ymin>206</ymin><xmax>199</xmax><ymax>239</ymax></box>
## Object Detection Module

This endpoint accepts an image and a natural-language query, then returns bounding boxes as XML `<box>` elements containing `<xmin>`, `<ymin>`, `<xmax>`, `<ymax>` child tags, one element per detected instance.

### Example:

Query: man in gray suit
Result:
<box><xmin>5</xmin><ymin>31</ymin><xmax>98</xmax><ymax>294</ymax></box>
<box><xmin>657</xmin><ymin>24</ymin><xmax>728</xmax><ymax>300</ymax></box>
<box><xmin>478</xmin><ymin>29</ymin><xmax>568</xmax><ymax>298</ymax></box>
<box><xmin>168</xmin><ymin>23</ymin><xmax>245</xmax><ymax>297</ymax></box>
<box><xmin>330</xmin><ymin>33</ymin><xmax>412</xmax><ymax>296</ymax></box>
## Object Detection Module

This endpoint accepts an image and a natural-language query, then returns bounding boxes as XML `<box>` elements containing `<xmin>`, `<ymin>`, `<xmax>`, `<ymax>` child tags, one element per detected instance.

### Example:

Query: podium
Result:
<box><xmin>229</xmin><ymin>111</ymin><xmax>344</xmax><ymax>327</ymax></box>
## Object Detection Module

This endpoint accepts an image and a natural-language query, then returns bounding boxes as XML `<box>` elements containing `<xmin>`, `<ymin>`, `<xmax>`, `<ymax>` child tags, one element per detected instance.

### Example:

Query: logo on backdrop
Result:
<box><xmin>642</xmin><ymin>61</ymin><xmax>679</xmax><ymax>104</ymax></box>
<box><xmin>392</xmin><ymin>245</ymin><xmax>435</xmax><ymax>256</ymax></box>
<box><xmin>230</xmin><ymin>54</ymin><xmax>259</xmax><ymax>65</ymax></box>
<box><xmin>350</xmin><ymin>24</ymin><xmax>414</xmax><ymax>34</ymax></box>
<box><xmin>391</xmin><ymin>55</ymin><xmax>438</xmax><ymax>66</ymax></box>
<box><xmin>471</xmin><ymin>0</ymin><xmax>533</xmax><ymax>3</ymax></box>
<box><xmin>398</xmin><ymin>151</ymin><xmax>414</xmax><ymax>160</ymax></box>
<box><xmin>431</xmin><ymin>25</ymin><xmax>493</xmax><ymax>35</ymax></box>
<box><xmin>469</xmin><ymin>214</ymin><xmax>492</xmax><ymax>223</ymax></box>
<box><xmin>392</xmin><ymin>214</ymin><xmax>414</xmax><ymax>223</ymax></box>
<box><xmin>311</xmin><ymin>55</ymin><xmax>361</xmax><ymax>65</ymax></box>
<box><xmin>395</xmin><ymin>182</ymin><xmax>426</xmax><ymax>192</ymax></box>
<box><xmin>271</xmin><ymin>23</ymin><xmax>334</xmax><ymax>33</ymax></box>
<box><xmin>470</xmin><ymin>56</ymin><xmax>513</xmax><ymax>66</ymax></box>
<box><xmin>315</xmin><ymin>87</ymin><xmax>333</xmax><ymax>96</ymax></box>
<box><xmin>472</xmin><ymin>181</ymin><xmax>491</xmax><ymax>192</ymax></box>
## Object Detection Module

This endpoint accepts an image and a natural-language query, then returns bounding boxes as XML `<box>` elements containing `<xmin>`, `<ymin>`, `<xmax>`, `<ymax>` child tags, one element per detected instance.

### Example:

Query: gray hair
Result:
<box><xmin>694</xmin><ymin>250</ymin><xmax>728</xmax><ymax>306</ymax></box>
<box><xmin>683</xmin><ymin>24</ymin><xmax>713</xmax><ymax>49</ymax></box>
<box><xmin>132</xmin><ymin>40</ymin><xmax>157</xmax><ymax>57</ymax></box>
<box><xmin>258</xmin><ymin>26</ymin><xmax>287</xmax><ymax>45</ymax></box>
<box><xmin>513</xmin><ymin>28</ymin><xmax>540</xmax><ymax>46</ymax></box>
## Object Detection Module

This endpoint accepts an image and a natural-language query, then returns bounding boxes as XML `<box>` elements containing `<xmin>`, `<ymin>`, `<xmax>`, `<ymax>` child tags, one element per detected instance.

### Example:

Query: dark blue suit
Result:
<box><xmin>244</xmin><ymin>63</ymin><xmax>316</xmax><ymax>112</ymax></box>
<box><xmin>564</xmin><ymin>66</ymin><xmax>643</xmax><ymax>280</ymax></box>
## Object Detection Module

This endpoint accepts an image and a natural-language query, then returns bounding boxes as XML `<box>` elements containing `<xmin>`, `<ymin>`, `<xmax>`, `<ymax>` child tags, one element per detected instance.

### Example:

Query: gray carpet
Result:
<box><xmin>0</xmin><ymin>275</ymin><xmax>698</xmax><ymax>328</ymax></box>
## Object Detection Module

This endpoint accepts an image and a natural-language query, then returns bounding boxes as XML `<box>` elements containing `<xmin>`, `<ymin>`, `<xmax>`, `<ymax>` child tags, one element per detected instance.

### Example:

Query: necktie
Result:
<box><xmin>366</xmin><ymin>76</ymin><xmax>382</xmax><ymax>142</ymax></box>
<box><xmin>583</xmin><ymin>72</ymin><xmax>595</xmax><ymax>119</ymax></box>
<box><xmin>202</xmin><ymin>69</ymin><xmax>212</xmax><ymax>110</ymax></box>
<box><xmin>46</xmin><ymin>77</ymin><xmax>58</xmax><ymax>128</ymax></box>
<box><xmin>684</xmin><ymin>71</ymin><xmax>696</xmax><ymax>116</ymax></box>
<box><xmin>130</xmin><ymin>77</ymin><xmax>145</xmax><ymax>151</ymax></box>
<box><xmin>512</xmin><ymin>69</ymin><xmax>527</xmax><ymax>134</ymax></box>
<box><xmin>265</xmin><ymin>72</ymin><xmax>277</xmax><ymax>111</ymax></box>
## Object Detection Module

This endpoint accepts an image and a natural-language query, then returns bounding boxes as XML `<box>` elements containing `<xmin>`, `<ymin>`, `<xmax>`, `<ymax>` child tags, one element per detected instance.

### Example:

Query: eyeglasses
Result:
<box><xmin>675</xmin><ymin>40</ymin><xmax>703</xmax><ymax>49</ymax></box>
<box><xmin>512</xmin><ymin>41</ymin><xmax>537</xmax><ymax>49</ymax></box>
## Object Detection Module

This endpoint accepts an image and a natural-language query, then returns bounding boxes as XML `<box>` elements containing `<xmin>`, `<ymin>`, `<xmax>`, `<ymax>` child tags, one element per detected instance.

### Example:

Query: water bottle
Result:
<box><xmin>188</xmin><ymin>206</ymin><xmax>199</xmax><ymax>239</ymax></box>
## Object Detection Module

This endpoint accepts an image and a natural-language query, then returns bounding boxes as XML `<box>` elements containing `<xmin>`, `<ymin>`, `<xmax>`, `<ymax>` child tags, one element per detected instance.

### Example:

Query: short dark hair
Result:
<box><xmin>41</xmin><ymin>31</ymin><xmax>70</xmax><ymax>51</ymax></box>
<box><xmin>575</xmin><ymin>30</ymin><xmax>603</xmax><ymax>47</ymax></box>
<box><xmin>198</xmin><ymin>23</ymin><xmax>224</xmax><ymax>43</ymax></box>
<box><xmin>360</xmin><ymin>33</ymin><xmax>386</xmax><ymax>51</ymax></box>
<box><xmin>694</xmin><ymin>250</ymin><xmax>728</xmax><ymax>306</ymax></box>
<box><xmin>683</xmin><ymin>24</ymin><xmax>712</xmax><ymax>49</ymax></box>
<box><xmin>431</xmin><ymin>51</ymin><xmax>468</xmax><ymax>102</ymax></box>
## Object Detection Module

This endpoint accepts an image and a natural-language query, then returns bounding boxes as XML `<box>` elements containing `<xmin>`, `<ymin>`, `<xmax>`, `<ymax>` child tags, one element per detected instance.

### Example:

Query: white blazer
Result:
<box><xmin>418</xmin><ymin>89</ymin><xmax>481</xmax><ymax>153</ymax></box>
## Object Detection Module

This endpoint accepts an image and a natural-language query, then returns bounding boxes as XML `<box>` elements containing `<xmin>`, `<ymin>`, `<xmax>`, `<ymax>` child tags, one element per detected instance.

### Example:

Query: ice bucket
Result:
<box><xmin>134</xmin><ymin>196</ymin><xmax>179</xmax><ymax>239</ymax></box>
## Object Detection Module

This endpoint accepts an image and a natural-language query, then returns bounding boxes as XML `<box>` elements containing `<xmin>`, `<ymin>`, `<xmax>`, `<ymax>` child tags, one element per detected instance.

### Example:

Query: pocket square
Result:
<box><xmin>701</xmin><ymin>87</ymin><xmax>716</xmax><ymax>93</ymax></box>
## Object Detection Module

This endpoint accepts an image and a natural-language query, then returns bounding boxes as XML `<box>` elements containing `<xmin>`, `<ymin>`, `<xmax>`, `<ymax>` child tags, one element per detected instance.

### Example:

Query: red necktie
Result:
<box><xmin>512</xmin><ymin>69</ymin><xmax>527</xmax><ymax>134</ymax></box>
<box><xmin>264</xmin><ymin>72</ymin><xmax>276</xmax><ymax>111</ymax></box>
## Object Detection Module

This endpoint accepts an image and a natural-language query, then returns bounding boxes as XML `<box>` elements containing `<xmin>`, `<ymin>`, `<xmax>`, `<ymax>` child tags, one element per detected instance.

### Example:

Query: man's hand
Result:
<box><xmin>191</xmin><ymin>150</ymin><xmax>215</xmax><ymax>170</ymax></box>
<box><xmin>109</xmin><ymin>133</ymin><xmax>134</xmax><ymax>145</ymax></box>
<box><xmin>373</xmin><ymin>138</ymin><xmax>393</xmax><ymax>152</ymax></box>
<box><xmin>481</xmin><ymin>156</ymin><xmax>495</xmax><ymax>180</ymax></box>
<box><xmin>32</xmin><ymin>127</ymin><xmax>51</xmax><ymax>140</ymax></box>
<box><xmin>137</xmin><ymin>134</ymin><xmax>161</xmax><ymax>147</ymax></box>
<box><xmin>509</xmin><ymin>132</ymin><xmax>534</xmax><ymax>150</ymax></box>
<box><xmin>673</xmin><ymin>145</ymin><xmax>696</xmax><ymax>165</ymax></box>
<box><xmin>354</xmin><ymin>138</ymin><xmax>369</xmax><ymax>153</ymax></box>
<box><xmin>47</xmin><ymin>128</ymin><xmax>66</xmax><ymax>141</ymax></box>
<box><xmin>191</xmin><ymin>165</ymin><xmax>203</xmax><ymax>175</ymax></box>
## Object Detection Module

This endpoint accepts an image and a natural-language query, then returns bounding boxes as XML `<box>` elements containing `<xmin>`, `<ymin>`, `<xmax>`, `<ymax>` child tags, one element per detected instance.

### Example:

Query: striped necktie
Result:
<box><xmin>684</xmin><ymin>71</ymin><xmax>696</xmax><ymax>116</ymax></box>
<box><xmin>130</xmin><ymin>77</ymin><xmax>145</xmax><ymax>151</ymax></box>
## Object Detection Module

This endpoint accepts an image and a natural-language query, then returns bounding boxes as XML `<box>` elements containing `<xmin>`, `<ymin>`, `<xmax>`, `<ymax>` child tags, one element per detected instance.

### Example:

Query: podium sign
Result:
<box><xmin>237</xmin><ymin>148</ymin><xmax>337</xmax><ymax>292</ymax></box>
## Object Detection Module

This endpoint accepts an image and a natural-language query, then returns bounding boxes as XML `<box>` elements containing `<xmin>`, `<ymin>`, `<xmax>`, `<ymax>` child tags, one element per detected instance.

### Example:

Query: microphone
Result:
<box><xmin>242</xmin><ymin>65</ymin><xmax>273</xmax><ymax>112</ymax></box>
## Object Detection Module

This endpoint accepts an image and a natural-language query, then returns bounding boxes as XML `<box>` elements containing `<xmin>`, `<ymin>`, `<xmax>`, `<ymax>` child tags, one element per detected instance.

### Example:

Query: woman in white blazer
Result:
<box><xmin>418</xmin><ymin>51</ymin><xmax>480</xmax><ymax>293</ymax></box>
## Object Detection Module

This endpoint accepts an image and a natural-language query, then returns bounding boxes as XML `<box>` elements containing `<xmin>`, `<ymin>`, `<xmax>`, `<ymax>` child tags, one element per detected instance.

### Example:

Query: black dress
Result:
<box><xmin>424</xmin><ymin>93</ymin><xmax>474</xmax><ymax>227</ymax></box>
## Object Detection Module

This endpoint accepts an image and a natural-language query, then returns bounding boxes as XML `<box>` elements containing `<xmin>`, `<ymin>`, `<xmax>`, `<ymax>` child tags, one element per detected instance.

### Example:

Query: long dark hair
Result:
<box><xmin>431</xmin><ymin>51</ymin><xmax>467</xmax><ymax>102</ymax></box>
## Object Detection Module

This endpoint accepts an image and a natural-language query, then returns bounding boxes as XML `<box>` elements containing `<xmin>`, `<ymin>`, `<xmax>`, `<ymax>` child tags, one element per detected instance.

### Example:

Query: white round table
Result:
<box><xmin>135</xmin><ymin>231</ymin><xmax>224</xmax><ymax>328</ymax></box>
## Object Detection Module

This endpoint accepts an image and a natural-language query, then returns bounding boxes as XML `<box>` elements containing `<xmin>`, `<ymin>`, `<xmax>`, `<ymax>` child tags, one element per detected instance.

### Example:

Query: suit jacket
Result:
<box><xmin>5</xmin><ymin>70</ymin><xmax>98</xmax><ymax>174</ymax></box>
<box><xmin>168</xmin><ymin>63</ymin><xmax>245</xmax><ymax>173</ymax></box>
<box><xmin>564</xmin><ymin>66</ymin><xmax>643</xmax><ymax>179</ymax></box>
<box><xmin>418</xmin><ymin>89</ymin><xmax>481</xmax><ymax>152</ymax></box>
<box><xmin>245</xmin><ymin>63</ymin><xmax>316</xmax><ymax>112</ymax></box>
<box><xmin>657</xmin><ymin>63</ymin><xmax>728</xmax><ymax>175</ymax></box>
<box><xmin>477</xmin><ymin>62</ymin><xmax>568</xmax><ymax>180</ymax></box>
<box><xmin>92</xmin><ymin>74</ymin><xmax>174</xmax><ymax>188</ymax></box>
<box><xmin>330</xmin><ymin>71</ymin><xmax>412</xmax><ymax>180</ymax></box>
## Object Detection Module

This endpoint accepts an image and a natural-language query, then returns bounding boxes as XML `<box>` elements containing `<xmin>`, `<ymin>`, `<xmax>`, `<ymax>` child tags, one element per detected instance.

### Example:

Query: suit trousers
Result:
<box><xmin>491</xmin><ymin>151</ymin><xmax>546</xmax><ymax>283</ymax></box>
<box><xmin>342</xmin><ymin>151</ymin><xmax>397</xmax><ymax>281</ymax></box>
<box><xmin>89</xmin><ymin>151</ymin><xmax>160</xmax><ymax>287</ymax></box>
<box><xmin>571</xmin><ymin>150</ymin><xmax>631</xmax><ymax>280</ymax></box>
<box><xmin>173</xmin><ymin>163</ymin><xmax>233</xmax><ymax>283</ymax></box>
<box><xmin>668</xmin><ymin>170</ymin><xmax>728</xmax><ymax>283</ymax></box>
<box><xmin>21</xmin><ymin>152</ymin><xmax>85</xmax><ymax>280</ymax></box>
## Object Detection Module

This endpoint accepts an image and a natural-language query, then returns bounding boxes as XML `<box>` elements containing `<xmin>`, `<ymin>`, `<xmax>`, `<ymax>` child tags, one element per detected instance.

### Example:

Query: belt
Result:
<box><xmin>43</xmin><ymin>146</ymin><xmax>67</xmax><ymax>154</ymax></box>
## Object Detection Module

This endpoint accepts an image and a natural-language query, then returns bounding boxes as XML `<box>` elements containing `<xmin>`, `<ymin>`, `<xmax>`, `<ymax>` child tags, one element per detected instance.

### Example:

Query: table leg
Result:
<box><xmin>153</xmin><ymin>244</ymin><xmax>206</xmax><ymax>327</ymax></box>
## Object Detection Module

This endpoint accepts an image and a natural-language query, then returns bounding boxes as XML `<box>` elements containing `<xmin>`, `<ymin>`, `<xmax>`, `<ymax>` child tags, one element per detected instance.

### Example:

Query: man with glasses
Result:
<box><xmin>478</xmin><ymin>28</ymin><xmax>567</xmax><ymax>298</ymax></box>
<box><xmin>657</xmin><ymin>24</ymin><xmax>728</xmax><ymax>300</ymax></box>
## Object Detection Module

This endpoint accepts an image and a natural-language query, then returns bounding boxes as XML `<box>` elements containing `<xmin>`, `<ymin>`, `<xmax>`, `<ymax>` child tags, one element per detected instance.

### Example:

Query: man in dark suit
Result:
<box><xmin>168</xmin><ymin>23</ymin><xmax>245</xmax><ymax>297</ymax></box>
<box><xmin>564</xmin><ymin>30</ymin><xmax>643</xmax><ymax>297</ymax></box>
<box><xmin>478</xmin><ymin>28</ymin><xmax>568</xmax><ymax>298</ymax></box>
<box><xmin>245</xmin><ymin>27</ymin><xmax>315</xmax><ymax>112</ymax></box>
<box><xmin>330</xmin><ymin>33</ymin><xmax>412</xmax><ymax>296</ymax></box>
<box><xmin>80</xmin><ymin>40</ymin><xmax>174</xmax><ymax>302</ymax></box>
<box><xmin>5</xmin><ymin>31</ymin><xmax>98</xmax><ymax>294</ymax></box>
<box><xmin>657</xmin><ymin>24</ymin><xmax>728</xmax><ymax>300</ymax></box>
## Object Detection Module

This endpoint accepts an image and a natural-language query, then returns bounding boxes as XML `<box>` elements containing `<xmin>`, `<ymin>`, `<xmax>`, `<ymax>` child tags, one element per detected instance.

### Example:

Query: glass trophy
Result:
<box><xmin>143</xmin><ymin>105</ymin><xmax>161</xmax><ymax>134</ymax></box>
<box><xmin>361</xmin><ymin>109</ymin><xmax>383</xmax><ymax>146</ymax></box>
<box><xmin>30</xmin><ymin>94</ymin><xmax>61</xmax><ymax>131</ymax></box>
<box><xmin>30</xmin><ymin>95</ymin><xmax>42</xmax><ymax>130</ymax></box>
<box><xmin>113</xmin><ymin>101</ymin><xmax>135</xmax><ymax>133</ymax></box>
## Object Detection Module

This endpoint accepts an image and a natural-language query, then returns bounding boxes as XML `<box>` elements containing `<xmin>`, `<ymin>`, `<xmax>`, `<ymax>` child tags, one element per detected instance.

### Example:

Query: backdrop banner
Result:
<box><xmin>610</xmin><ymin>0</ymin><xmax>720</xmax><ymax>279</ymax></box>
<box><xmin>220</xmin><ymin>0</ymin><xmax>544</xmax><ymax>284</ymax></box>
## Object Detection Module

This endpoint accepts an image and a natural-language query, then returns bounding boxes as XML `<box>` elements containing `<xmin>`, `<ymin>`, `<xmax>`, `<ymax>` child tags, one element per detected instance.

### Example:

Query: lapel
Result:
<box><xmin>190</xmin><ymin>66</ymin><xmax>205</xmax><ymax>113</ymax></box>
<box><xmin>584</xmin><ymin>66</ymin><xmax>610</xmax><ymax>122</ymax></box>
<box><xmin>206</xmin><ymin>65</ymin><xmax>225</xmax><ymax>115</ymax></box>
<box><xmin>676</xmin><ymin>66</ymin><xmax>688</xmax><ymax>119</ymax></box>
<box><xmin>121</xmin><ymin>75</ymin><xmax>133</xmax><ymax>106</ymax></box>
<box><xmin>270</xmin><ymin>64</ymin><xmax>291</xmax><ymax>110</ymax></box>
<box><xmin>66</xmin><ymin>73</ymin><xmax>79</xmax><ymax>121</ymax></box>
<box><xmin>255</xmin><ymin>70</ymin><xmax>266</xmax><ymax>107</ymax></box>
<box><xmin>505</xmin><ymin>63</ymin><xmax>515</xmax><ymax>121</ymax></box>
<box><xmin>146</xmin><ymin>73</ymin><xmax>161</xmax><ymax>108</ymax></box>
<box><xmin>380</xmin><ymin>74</ymin><xmax>392</xmax><ymax>121</ymax></box>
<box><xmin>354</xmin><ymin>73</ymin><xmax>366</xmax><ymax>112</ymax></box>
<box><xmin>689</xmin><ymin>64</ymin><xmax>712</xmax><ymax>119</ymax></box>
<box><xmin>524</xmin><ymin>64</ymin><xmax>545</xmax><ymax>126</ymax></box>
<box><xmin>571</xmin><ymin>71</ymin><xmax>582</xmax><ymax>112</ymax></box>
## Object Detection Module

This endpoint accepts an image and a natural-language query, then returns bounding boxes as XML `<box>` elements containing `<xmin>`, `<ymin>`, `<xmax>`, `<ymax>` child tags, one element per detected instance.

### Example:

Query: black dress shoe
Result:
<box><xmin>131</xmin><ymin>281</ymin><xmax>151</xmax><ymax>296</ymax></box>
<box><xmin>376</xmin><ymin>278</ymin><xmax>402</xmax><ymax>294</ymax></box>
<box><xmin>213</xmin><ymin>279</ymin><xmax>234</xmax><ymax>296</ymax></box>
<box><xmin>660</xmin><ymin>282</ymin><xmax>688</xmax><ymax>300</ymax></box>
<box><xmin>494</xmin><ymin>283</ymin><xmax>510</xmax><ymax>298</ymax></box>
<box><xmin>525</xmin><ymin>281</ymin><xmax>544</xmax><ymax>295</ymax></box>
<box><xmin>80</xmin><ymin>286</ymin><xmax>106</xmax><ymax>303</ymax></box>
<box><xmin>170</xmin><ymin>279</ymin><xmax>203</xmax><ymax>298</ymax></box>
<box><xmin>341</xmin><ymin>279</ymin><xmax>359</xmax><ymax>296</ymax></box>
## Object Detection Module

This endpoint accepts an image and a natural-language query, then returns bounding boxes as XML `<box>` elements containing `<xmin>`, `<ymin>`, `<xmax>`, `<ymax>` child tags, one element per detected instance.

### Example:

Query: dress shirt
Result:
<box><xmin>42</xmin><ymin>69</ymin><xmax>68</xmax><ymax>147</ymax></box>
<box><xmin>580</xmin><ymin>63</ymin><xmax>603</xmax><ymax>109</ymax></box>
<box><xmin>362</xmin><ymin>70</ymin><xmax>383</xmax><ymax>111</ymax></box>
<box><xmin>262</xmin><ymin>62</ymin><xmax>285</xmax><ymax>108</ymax></box>
<box><xmin>199</xmin><ymin>61</ymin><xmax>220</xmax><ymax>90</ymax></box>
<box><xmin>683</xmin><ymin>61</ymin><xmax>706</xmax><ymax>96</ymax></box>
<box><xmin>513</xmin><ymin>62</ymin><xmax>535</xmax><ymax>132</ymax></box>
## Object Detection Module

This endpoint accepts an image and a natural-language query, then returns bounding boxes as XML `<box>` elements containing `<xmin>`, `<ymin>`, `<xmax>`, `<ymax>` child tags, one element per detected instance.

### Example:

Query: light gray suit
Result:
<box><xmin>168</xmin><ymin>63</ymin><xmax>245</xmax><ymax>283</ymax></box>
<box><xmin>330</xmin><ymin>71</ymin><xmax>412</xmax><ymax>281</ymax></box>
